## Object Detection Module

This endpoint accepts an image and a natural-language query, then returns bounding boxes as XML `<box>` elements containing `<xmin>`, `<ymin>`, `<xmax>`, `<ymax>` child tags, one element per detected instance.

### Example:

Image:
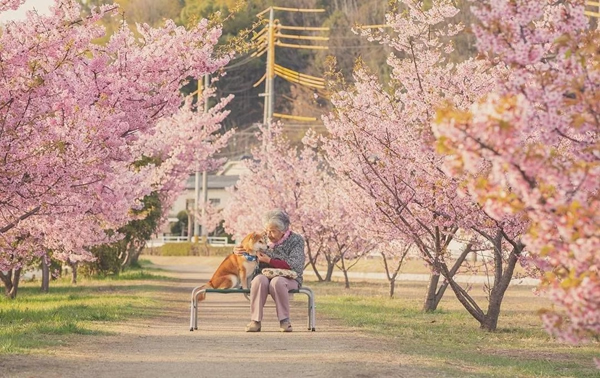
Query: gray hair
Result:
<box><xmin>263</xmin><ymin>209</ymin><xmax>290</xmax><ymax>232</ymax></box>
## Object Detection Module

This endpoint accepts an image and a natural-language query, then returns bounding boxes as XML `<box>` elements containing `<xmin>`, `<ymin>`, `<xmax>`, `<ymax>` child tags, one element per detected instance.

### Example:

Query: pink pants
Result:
<box><xmin>250</xmin><ymin>274</ymin><xmax>299</xmax><ymax>322</ymax></box>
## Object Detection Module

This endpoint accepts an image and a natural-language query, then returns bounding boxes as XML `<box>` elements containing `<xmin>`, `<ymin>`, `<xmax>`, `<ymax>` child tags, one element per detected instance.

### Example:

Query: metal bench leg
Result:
<box><xmin>190</xmin><ymin>286</ymin><xmax>205</xmax><ymax>331</ymax></box>
<box><xmin>299</xmin><ymin>287</ymin><xmax>316</xmax><ymax>331</ymax></box>
<box><xmin>196</xmin><ymin>289</ymin><xmax>205</xmax><ymax>330</ymax></box>
<box><xmin>307</xmin><ymin>296</ymin><xmax>311</xmax><ymax>331</ymax></box>
<box><xmin>311</xmin><ymin>293</ymin><xmax>316</xmax><ymax>331</ymax></box>
<box><xmin>190</xmin><ymin>289</ymin><xmax>197</xmax><ymax>331</ymax></box>
<box><xmin>189</xmin><ymin>300</ymin><xmax>195</xmax><ymax>332</ymax></box>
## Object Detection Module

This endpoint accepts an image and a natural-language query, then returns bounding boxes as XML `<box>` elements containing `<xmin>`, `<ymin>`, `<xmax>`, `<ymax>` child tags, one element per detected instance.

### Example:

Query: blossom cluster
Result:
<box><xmin>434</xmin><ymin>0</ymin><xmax>599</xmax><ymax>343</ymax></box>
<box><xmin>0</xmin><ymin>0</ymin><xmax>230</xmax><ymax>271</ymax></box>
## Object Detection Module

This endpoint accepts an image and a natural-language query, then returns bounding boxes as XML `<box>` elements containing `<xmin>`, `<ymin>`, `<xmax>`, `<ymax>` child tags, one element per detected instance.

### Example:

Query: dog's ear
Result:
<box><xmin>254</xmin><ymin>232</ymin><xmax>265</xmax><ymax>243</ymax></box>
<box><xmin>240</xmin><ymin>233</ymin><xmax>253</xmax><ymax>251</ymax></box>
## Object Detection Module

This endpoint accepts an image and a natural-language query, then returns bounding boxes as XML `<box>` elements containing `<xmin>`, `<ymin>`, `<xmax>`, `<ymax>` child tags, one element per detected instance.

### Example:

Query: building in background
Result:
<box><xmin>159</xmin><ymin>158</ymin><xmax>249</xmax><ymax>240</ymax></box>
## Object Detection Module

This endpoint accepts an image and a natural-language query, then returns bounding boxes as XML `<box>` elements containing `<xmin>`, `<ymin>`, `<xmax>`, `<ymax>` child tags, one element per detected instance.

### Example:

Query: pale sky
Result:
<box><xmin>0</xmin><ymin>0</ymin><xmax>53</xmax><ymax>22</ymax></box>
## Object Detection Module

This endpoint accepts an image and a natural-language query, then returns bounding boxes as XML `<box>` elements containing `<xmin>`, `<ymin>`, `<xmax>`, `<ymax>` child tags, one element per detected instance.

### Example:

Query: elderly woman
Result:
<box><xmin>235</xmin><ymin>209</ymin><xmax>305</xmax><ymax>332</ymax></box>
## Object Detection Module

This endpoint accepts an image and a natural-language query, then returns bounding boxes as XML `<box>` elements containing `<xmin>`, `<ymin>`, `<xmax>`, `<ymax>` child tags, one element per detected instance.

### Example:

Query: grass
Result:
<box><xmin>3</xmin><ymin>256</ymin><xmax>597</xmax><ymax>377</ymax></box>
<box><xmin>91</xmin><ymin>269</ymin><xmax>171</xmax><ymax>281</ymax></box>
<box><xmin>307</xmin><ymin>279</ymin><xmax>599</xmax><ymax>377</ymax></box>
<box><xmin>317</xmin><ymin>255</ymin><xmax>530</xmax><ymax>276</ymax></box>
<box><xmin>0</xmin><ymin>269</ymin><xmax>168</xmax><ymax>355</ymax></box>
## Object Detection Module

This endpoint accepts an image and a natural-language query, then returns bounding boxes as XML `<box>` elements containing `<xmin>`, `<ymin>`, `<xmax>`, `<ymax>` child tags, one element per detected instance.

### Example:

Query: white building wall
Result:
<box><xmin>159</xmin><ymin>160</ymin><xmax>248</xmax><ymax>236</ymax></box>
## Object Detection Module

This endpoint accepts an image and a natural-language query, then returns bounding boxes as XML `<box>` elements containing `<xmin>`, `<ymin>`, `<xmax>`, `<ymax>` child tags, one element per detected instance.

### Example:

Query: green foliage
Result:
<box><xmin>169</xmin><ymin>210</ymin><xmax>189</xmax><ymax>236</ymax></box>
<box><xmin>121</xmin><ymin>192</ymin><xmax>163</xmax><ymax>245</ymax></box>
<box><xmin>180</xmin><ymin>0</ymin><xmax>268</xmax><ymax>133</ymax></box>
<box><xmin>0</xmin><ymin>276</ymin><xmax>159</xmax><ymax>355</ymax></box>
<box><xmin>78</xmin><ymin>0</ymin><xmax>184</xmax><ymax>43</ymax></box>
<box><xmin>77</xmin><ymin>0</ymin><xmax>480</xmax><ymax>151</ymax></box>
<box><xmin>158</xmin><ymin>242</ymin><xmax>193</xmax><ymax>256</ymax></box>
<box><xmin>90</xmin><ymin>269</ymin><xmax>171</xmax><ymax>281</ymax></box>
<box><xmin>80</xmin><ymin>242</ymin><xmax>122</xmax><ymax>277</ymax></box>
<box><xmin>81</xmin><ymin>192</ymin><xmax>163</xmax><ymax>276</ymax></box>
<box><xmin>314</xmin><ymin>284</ymin><xmax>600</xmax><ymax>377</ymax></box>
<box><xmin>156</xmin><ymin>242</ymin><xmax>231</xmax><ymax>257</ymax></box>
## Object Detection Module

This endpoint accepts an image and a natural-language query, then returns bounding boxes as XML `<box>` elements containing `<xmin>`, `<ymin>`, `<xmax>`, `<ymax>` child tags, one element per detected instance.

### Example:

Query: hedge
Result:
<box><xmin>143</xmin><ymin>242</ymin><xmax>232</xmax><ymax>257</ymax></box>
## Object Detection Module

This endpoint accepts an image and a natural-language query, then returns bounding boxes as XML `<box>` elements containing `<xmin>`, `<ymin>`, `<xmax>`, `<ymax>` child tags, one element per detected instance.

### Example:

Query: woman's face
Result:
<box><xmin>265</xmin><ymin>224</ymin><xmax>284</xmax><ymax>243</ymax></box>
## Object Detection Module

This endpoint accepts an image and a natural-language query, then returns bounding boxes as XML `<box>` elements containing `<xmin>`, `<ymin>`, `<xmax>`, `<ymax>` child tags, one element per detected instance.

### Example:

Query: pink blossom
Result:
<box><xmin>0</xmin><ymin>1</ymin><xmax>230</xmax><ymax>271</ymax></box>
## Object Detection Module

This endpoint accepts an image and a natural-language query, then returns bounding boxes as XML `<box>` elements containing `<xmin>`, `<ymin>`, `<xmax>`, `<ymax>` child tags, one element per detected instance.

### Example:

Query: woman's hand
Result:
<box><xmin>256</xmin><ymin>251</ymin><xmax>271</xmax><ymax>264</ymax></box>
<box><xmin>233</xmin><ymin>246</ymin><xmax>245</xmax><ymax>255</ymax></box>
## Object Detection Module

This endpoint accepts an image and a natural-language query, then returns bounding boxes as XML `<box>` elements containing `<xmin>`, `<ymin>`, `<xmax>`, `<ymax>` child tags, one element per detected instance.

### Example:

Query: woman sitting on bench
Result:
<box><xmin>234</xmin><ymin>209</ymin><xmax>305</xmax><ymax>332</ymax></box>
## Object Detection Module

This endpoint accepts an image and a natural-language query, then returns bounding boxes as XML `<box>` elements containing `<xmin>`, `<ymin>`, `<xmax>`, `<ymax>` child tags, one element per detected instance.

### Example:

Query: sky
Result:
<box><xmin>0</xmin><ymin>0</ymin><xmax>53</xmax><ymax>22</ymax></box>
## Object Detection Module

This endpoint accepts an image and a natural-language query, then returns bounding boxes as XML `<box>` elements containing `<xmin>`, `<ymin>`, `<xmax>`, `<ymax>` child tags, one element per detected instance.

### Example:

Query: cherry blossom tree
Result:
<box><xmin>0</xmin><ymin>0</ymin><xmax>231</xmax><ymax>297</ymax></box>
<box><xmin>433</xmin><ymin>0</ymin><xmax>599</xmax><ymax>343</ymax></box>
<box><xmin>222</xmin><ymin>124</ymin><xmax>306</xmax><ymax>239</ymax></box>
<box><xmin>322</xmin><ymin>0</ymin><xmax>530</xmax><ymax>330</ymax></box>
<box><xmin>0</xmin><ymin>0</ymin><xmax>25</xmax><ymax>11</ymax></box>
<box><xmin>222</xmin><ymin>125</ymin><xmax>376</xmax><ymax>286</ymax></box>
<box><xmin>372</xmin><ymin>239</ymin><xmax>413</xmax><ymax>298</ymax></box>
<box><xmin>305</xmin><ymin>171</ymin><xmax>377</xmax><ymax>288</ymax></box>
<box><xmin>222</xmin><ymin>125</ymin><xmax>334</xmax><ymax>278</ymax></box>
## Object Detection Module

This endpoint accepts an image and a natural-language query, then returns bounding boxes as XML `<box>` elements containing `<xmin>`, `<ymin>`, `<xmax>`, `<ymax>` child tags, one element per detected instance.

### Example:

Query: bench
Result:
<box><xmin>189</xmin><ymin>286</ymin><xmax>316</xmax><ymax>332</ymax></box>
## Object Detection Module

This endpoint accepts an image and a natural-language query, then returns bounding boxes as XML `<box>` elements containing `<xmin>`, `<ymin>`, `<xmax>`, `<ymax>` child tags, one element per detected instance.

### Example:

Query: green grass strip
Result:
<box><xmin>316</xmin><ymin>292</ymin><xmax>599</xmax><ymax>377</ymax></box>
<box><xmin>0</xmin><ymin>271</ymin><xmax>166</xmax><ymax>355</ymax></box>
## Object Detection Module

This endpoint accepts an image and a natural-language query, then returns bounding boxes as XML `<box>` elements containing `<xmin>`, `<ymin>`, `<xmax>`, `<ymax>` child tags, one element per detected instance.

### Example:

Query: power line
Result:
<box><xmin>222</xmin><ymin>49</ymin><xmax>263</xmax><ymax>70</ymax></box>
<box><xmin>253</xmin><ymin>6</ymin><xmax>330</xmax><ymax>124</ymax></box>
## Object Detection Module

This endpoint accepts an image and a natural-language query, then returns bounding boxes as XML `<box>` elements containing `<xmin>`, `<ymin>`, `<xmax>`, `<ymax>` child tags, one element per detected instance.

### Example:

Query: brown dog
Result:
<box><xmin>196</xmin><ymin>232</ymin><xmax>267</xmax><ymax>301</ymax></box>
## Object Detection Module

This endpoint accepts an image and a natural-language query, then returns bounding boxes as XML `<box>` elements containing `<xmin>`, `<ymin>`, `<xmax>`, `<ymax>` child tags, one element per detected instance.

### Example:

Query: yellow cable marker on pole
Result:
<box><xmin>273</xmin><ymin>113</ymin><xmax>318</xmax><ymax>121</ymax></box>
<box><xmin>275</xmin><ymin>41</ymin><xmax>329</xmax><ymax>50</ymax></box>
<box><xmin>278</xmin><ymin>25</ymin><xmax>329</xmax><ymax>31</ymax></box>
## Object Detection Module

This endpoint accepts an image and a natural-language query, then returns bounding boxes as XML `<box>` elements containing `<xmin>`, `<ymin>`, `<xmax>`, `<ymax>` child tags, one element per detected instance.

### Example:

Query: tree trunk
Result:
<box><xmin>437</xmin><ymin>229</ymin><xmax>523</xmax><ymax>332</ymax></box>
<box><xmin>382</xmin><ymin>248</ymin><xmax>409</xmax><ymax>299</ymax></box>
<box><xmin>307</xmin><ymin>257</ymin><xmax>323</xmax><ymax>281</ymax></box>
<box><xmin>423</xmin><ymin>241</ymin><xmax>473</xmax><ymax>312</ymax></box>
<box><xmin>342</xmin><ymin>269</ymin><xmax>350</xmax><ymax>289</ymax></box>
<box><xmin>0</xmin><ymin>269</ymin><xmax>21</xmax><ymax>299</ymax></box>
<box><xmin>422</xmin><ymin>227</ymin><xmax>450</xmax><ymax>312</ymax></box>
<box><xmin>129</xmin><ymin>250</ymin><xmax>139</xmax><ymax>266</ymax></box>
<box><xmin>129</xmin><ymin>241</ymin><xmax>144</xmax><ymax>267</ymax></box>
<box><xmin>340</xmin><ymin>258</ymin><xmax>350</xmax><ymax>289</ymax></box>
<box><xmin>304</xmin><ymin>239</ymin><xmax>324</xmax><ymax>282</ymax></box>
<box><xmin>324</xmin><ymin>261</ymin><xmax>335</xmax><ymax>282</ymax></box>
<box><xmin>422</xmin><ymin>273</ymin><xmax>442</xmax><ymax>312</ymax></box>
<box><xmin>41</xmin><ymin>258</ymin><xmax>50</xmax><ymax>293</ymax></box>
<box><xmin>70</xmin><ymin>261</ymin><xmax>78</xmax><ymax>284</ymax></box>
<box><xmin>481</xmin><ymin>293</ymin><xmax>502</xmax><ymax>331</ymax></box>
<box><xmin>187</xmin><ymin>213</ymin><xmax>192</xmax><ymax>242</ymax></box>
<box><xmin>480</xmin><ymin>241</ymin><xmax>521</xmax><ymax>331</ymax></box>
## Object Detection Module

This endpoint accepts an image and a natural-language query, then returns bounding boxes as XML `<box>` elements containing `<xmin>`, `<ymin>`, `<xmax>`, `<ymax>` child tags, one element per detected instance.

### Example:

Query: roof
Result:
<box><xmin>184</xmin><ymin>174</ymin><xmax>239</xmax><ymax>190</ymax></box>
<box><xmin>216</xmin><ymin>158</ymin><xmax>252</xmax><ymax>176</ymax></box>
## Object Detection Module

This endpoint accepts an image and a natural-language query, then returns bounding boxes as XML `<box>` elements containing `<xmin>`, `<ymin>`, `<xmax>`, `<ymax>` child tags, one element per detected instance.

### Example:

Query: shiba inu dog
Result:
<box><xmin>196</xmin><ymin>232</ymin><xmax>267</xmax><ymax>301</ymax></box>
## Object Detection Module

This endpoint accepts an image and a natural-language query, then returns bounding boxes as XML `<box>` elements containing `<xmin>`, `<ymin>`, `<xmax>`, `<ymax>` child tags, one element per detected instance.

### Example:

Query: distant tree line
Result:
<box><xmin>79</xmin><ymin>0</ymin><xmax>478</xmax><ymax>142</ymax></box>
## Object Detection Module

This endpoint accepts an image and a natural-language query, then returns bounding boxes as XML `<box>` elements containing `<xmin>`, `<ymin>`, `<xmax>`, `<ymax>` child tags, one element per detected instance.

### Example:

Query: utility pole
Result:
<box><xmin>193</xmin><ymin>167</ymin><xmax>200</xmax><ymax>243</ymax></box>
<box><xmin>267</xmin><ymin>7</ymin><xmax>275</xmax><ymax>125</ymax></box>
<box><xmin>255</xmin><ymin>6</ymin><xmax>329</xmax><ymax>127</ymax></box>
<box><xmin>193</xmin><ymin>74</ymin><xmax>210</xmax><ymax>243</ymax></box>
<box><xmin>585</xmin><ymin>0</ymin><xmax>600</xmax><ymax>18</ymax></box>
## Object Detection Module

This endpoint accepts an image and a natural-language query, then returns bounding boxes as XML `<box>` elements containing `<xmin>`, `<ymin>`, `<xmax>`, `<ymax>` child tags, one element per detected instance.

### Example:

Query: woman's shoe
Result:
<box><xmin>245</xmin><ymin>321</ymin><xmax>261</xmax><ymax>332</ymax></box>
<box><xmin>279</xmin><ymin>319</ymin><xmax>292</xmax><ymax>332</ymax></box>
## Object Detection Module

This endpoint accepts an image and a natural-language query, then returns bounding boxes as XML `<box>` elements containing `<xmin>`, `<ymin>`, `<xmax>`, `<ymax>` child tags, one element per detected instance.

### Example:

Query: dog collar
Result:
<box><xmin>242</xmin><ymin>253</ymin><xmax>257</xmax><ymax>262</ymax></box>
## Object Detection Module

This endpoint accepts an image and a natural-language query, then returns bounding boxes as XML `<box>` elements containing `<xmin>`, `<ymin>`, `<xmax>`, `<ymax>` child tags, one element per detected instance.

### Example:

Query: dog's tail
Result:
<box><xmin>195</xmin><ymin>283</ymin><xmax>212</xmax><ymax>302</ymax></box>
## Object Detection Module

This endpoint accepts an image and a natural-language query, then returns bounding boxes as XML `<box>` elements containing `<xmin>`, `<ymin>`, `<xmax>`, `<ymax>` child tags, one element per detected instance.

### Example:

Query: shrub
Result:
<box><xmin>142</xmin><ymin>243</ymin><xmax>233</xmax><ymax>257</ymax></box>
<box><xmin>160</xmin><ymin>242</ymin><xmax>193</xmax><ymax>256</ymax></box>
<box><xmin>79</xmin><ymin>243</ymin><xmax>122</xmax><ymax>277</ymax></box>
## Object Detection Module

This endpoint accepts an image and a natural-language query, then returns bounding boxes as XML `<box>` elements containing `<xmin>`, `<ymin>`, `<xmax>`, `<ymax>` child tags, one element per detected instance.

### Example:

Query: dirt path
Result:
<box><xmin>1</xmin><ymin>256</ymin><xmax>444</xmax><ymax>378</ymax></box>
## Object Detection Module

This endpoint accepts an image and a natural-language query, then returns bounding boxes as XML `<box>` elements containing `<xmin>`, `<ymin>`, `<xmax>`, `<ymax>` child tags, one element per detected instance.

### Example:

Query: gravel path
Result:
<box><xmin>1</xmin><ymin>256</ymin><xmax>445</xmax><ymax>378</ymax></box>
